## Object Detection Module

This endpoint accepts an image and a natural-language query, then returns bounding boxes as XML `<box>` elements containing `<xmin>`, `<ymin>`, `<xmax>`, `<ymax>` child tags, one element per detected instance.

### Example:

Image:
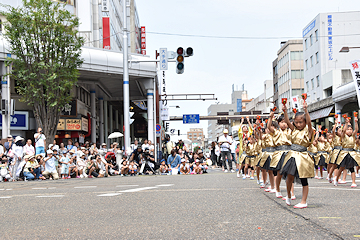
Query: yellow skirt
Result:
<box><xmin>336</xmin><ymin>150</ymin><xmax>360</xmax><ymax>166</ymax></box>
<box><xmin>259</xmin><ymin>151</ymin><xmax>273</xmax><ymax>168</ymax></box>
<box><xmin>282</xmin><ymin>150</ymin><xmax>315</xmax><ymax>178</ymax></box>
<box><xmin>329</xmin><ymin>149</ymin><xmax>341</xmax><ymax>164</ymax></box>
<box><xmin>270</xmin><ymin>150</ymin><xmax>287</xmax><ymax>169</ymax></box>
<box><xmin>314</xmin><ymin>153</ymin><xmax>329</xmax><ymax>165</ymax></box>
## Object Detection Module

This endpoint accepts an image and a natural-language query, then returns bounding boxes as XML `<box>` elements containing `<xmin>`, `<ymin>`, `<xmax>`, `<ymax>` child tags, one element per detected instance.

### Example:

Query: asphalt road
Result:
<box><xmin>1</xmin><ymin>169</ymin><xmax>359</xmax><ymax>239</ymax></box>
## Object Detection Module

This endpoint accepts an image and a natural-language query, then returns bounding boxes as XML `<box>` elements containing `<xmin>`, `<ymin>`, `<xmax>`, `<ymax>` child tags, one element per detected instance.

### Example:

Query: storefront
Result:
<box><xmin>332</xmin><ymin>82</ymin><xmax>359</xmax><ymax>124</ymax></box>
<box><xmin>56</xmin><ymin>114</ymin><xmax>90</xmax><ymax>145</ymax></box>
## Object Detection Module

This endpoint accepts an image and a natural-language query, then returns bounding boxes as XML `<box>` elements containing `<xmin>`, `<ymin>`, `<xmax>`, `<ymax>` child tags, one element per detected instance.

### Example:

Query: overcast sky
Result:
<box><xmin>136</xmin><ymin>0</ymin><xmax>360</xmax><ymax>142</ymax></box>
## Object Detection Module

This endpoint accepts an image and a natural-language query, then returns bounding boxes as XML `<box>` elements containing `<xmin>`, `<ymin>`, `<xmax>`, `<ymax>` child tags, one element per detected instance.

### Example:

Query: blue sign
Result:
<box><xmin>0</xmin><ymin>111</ymin><xmax>29</xmax><ymax>130</ymax></box>
<box><xmin>303</xmin><ymin>19</ymin><xmax>316</xmax><ymax>37</ymax></box>
<box><xmin>237</xmin><ymin>99</ymin><xmax>242</xmax><ymax>112</ymax></box>
<box><xmin>183</xmin><ymin>114</ymin><xmax>200</xmax><ymax>124</ymax></box>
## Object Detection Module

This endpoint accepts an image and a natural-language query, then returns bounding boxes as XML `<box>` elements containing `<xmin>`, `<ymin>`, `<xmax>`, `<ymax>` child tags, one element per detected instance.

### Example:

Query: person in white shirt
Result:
<box><xmin>218</xmin><ymin>129</ymin><xmax>234</xmax><ymax>173</ymax></box>
<box><xmin>230</xmin><ymin>136</ymin><xmax>238</xmax><ymax>171</ymax></box>
<box><xmin>34</xmin><ymin>128</ymin><xmax>46</xmax><ymax>156</ymax></box>
<box><xmin>142</xmin><ymin>139</ymin><xmax>149</xmax><ymax>151</ymax></box>
<box><xmin>23</xmin><ymin>139</ymin><xmax>35</xmax><ymax>156</ymax></box>
<box><xmin>130</xmin><ymin>140</ymin><xmax>138</xmax><ymax>152</ymax></box>
<box><xmin>42</xmin><ymin>150</ymin><xmax>59</xmax><ymax>180</ymax></box>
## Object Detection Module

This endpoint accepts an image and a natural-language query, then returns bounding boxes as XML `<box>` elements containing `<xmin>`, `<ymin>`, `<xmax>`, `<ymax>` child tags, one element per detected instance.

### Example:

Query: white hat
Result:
<box><xmin>14</xmin><ymin>136</ymin><xmax>24</xmax><ymax>143</ymax></box>
<box><xmin>78</xmin><ymin>152</ymin><xmax>84</xmax><ymax>157</ymax></box>
<box><xmin>7</xmin><ymin>135</ymin><xmax>13</xmax><ymax>139</ymax></box>
<box><xmin>223</xmin><ymin>129</ymin><xmax>229</xmax><ymax>134</ymax></box>
<box><xmin>48</xmin><ymin>144</ymin><xmax>54</xmax><ymax>149</ymax></box>
<box><xmin>46</xmin><ymin>150</ymin><xmax>53</xmax><ymax>154</ymax></box>
<box><xmin>181</xmin><ymin>159</ymin><xmax>186</xmax><ymax>162</ymax></box>
<box><xmin>102</xmin><ymin>143</ymin><xmax>107</xmax><ymax>146</ymax></box>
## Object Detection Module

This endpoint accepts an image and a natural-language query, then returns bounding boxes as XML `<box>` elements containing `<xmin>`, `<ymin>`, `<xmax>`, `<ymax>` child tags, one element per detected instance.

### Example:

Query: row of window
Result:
<box><xmin>305</xmin><ymin>52</ymin><xmax>319</xmax><ymax>70</ymax></box>
<box><xmin>278</xmin><ymin>52</ymin><xmax>289</xmax><ymax>68</ymax></box>
<box><xmin>306</xmin><ymin>76</ymin><xmax>320</xmax><ymax>90</ymax></box>
<box><xmin>279</xmin><ymin>71</ymin><xmax>290</xmax><ymax>86</ymax></box>
<box><xmin>304</xmin><ymin>30</ymin><xmax>319</xmax><ymax>49</ymax></box>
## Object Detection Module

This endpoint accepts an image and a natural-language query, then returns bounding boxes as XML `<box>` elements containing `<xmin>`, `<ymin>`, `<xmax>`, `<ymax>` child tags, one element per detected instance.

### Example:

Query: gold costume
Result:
<box><xmin>254</xmin><ymin>140</ymin><xmax>263</xmax><ymax>166</ymax></box>
<box><xmin>329</xmin><ymin>135</ymin><xmax>341</xmax><ymax>164</ymax></box>
<box><xmin>314</xmin><ymin>141</ymin><xmax>329</xmax><ymax>165</ymax></box>
<box><xmin>282</xmin><ymin>125</ymin><xmax>315</xmax><ymax>178</ymax></box>
<box><xmin>270</xmin><ymin>128</ymin><xmax>292</xmax><ymax>169</ymax></box>
<box><xmin>244</xmin><ymin>142</ymin><xmax>257</xmax><ymax>166</ymax></box>
<box><xmin>336</xmin><ymin>135</ymin><xmax>360</xmax><ymax>166</ymax></box>
<box><xmin>258</xmin><ymin>133</ymin><xmax>275</xmax><ymax>168</ymax></box>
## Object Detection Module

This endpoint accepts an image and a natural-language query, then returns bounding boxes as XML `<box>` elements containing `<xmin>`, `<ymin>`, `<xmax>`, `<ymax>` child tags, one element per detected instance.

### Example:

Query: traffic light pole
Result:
<box><xmin>123</xmin><ymin>0</ymin><xmax>130</xmax><ymax>151</ymax></box>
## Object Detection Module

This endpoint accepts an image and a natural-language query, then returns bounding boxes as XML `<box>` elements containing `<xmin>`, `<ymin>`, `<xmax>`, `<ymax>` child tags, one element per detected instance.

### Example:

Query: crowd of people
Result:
<box><xmin>227</xmin><ymin>102</ymin><xmax>360</xmax><ymax>209</ymax></box>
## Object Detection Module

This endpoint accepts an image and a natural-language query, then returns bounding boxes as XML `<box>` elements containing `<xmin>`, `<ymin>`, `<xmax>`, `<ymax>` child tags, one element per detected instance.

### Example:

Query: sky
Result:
<box><xmin>136</xmin><ymin>0</ymin><xmax>360</xmax><ymax>142</ymax></box>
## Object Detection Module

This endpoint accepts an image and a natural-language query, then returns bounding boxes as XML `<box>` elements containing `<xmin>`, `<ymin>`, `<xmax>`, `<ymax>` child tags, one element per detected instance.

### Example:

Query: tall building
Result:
<box><xmin>273</xmin><ymin>40</ymin><xmax>304</xmax><ymax>111</ymax></box>
<box><xmin>207</xmin><ymin>85</ymin><xmax>250</xmax><ymax>142</ymax></box>
<box><xmin>187</xmin><ymin>128</ymin><xmax>204</xmax><ymax>142</ymax></box>
<box><xmin>245</xmin><ymin>80</ymin><xmax>273</xmax><ymax>113</ymax></box>
<box><xmin>303</xmin><ymin>11</ymin><xmax>360</xmax><ymax>127</ymax></box>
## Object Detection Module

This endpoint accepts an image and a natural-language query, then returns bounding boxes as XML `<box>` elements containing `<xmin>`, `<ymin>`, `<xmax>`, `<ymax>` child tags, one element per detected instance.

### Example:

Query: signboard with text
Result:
<box><xmin>103</xmin><ymin>17</ymin><xmax>111</xmax><ymax>50</ymax></box>
<box><xmin>183</xmin><ymin>114</ymin><xmax>200</xmax><ymax>124</ymax></box>
<box><xmin>81</xmin><ymin>117</ymin><xmax>88</xmax><ymax>132</ymax></box>
<box><xmin>66</xmin><ymin>119</ymin><xmax>81</xmax><ymax>131</ymax></box>
<box><xmin>0</xmin><ymin>111</ymin><xmax>29</xmax><ymax>130</ymax></box>
<box><xmin>350</xmin><ymin>60</ymin><xmax>360</xmax><ymax>108</ymax></box>
<box><xmin>141</xmin><ymin>26</ymin><xmax>146</xmax><ymax>55</ymax></box>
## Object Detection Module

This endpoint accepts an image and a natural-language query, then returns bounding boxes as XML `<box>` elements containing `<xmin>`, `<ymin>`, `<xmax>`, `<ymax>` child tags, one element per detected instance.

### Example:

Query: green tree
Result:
<box><xmin>1</xmin><ymin>0</ymin><xmax>84</xmax><ymax>145</ymax></box>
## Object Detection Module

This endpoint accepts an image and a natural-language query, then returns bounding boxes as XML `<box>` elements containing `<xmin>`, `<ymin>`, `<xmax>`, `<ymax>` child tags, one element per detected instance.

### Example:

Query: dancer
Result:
<box><xmin>314</xmin><ymin>129</ymin><xmax>329</xmax><ymax>179</ymax></box>
<box><xmin>267</xmin><ymin>111</ymin><xmax>292</xmax><ymax>198</ymax></box>
<box><xmin>328</xmin><ymin>125</ymin><xmax>342</xmax><ymax>183</ymax></box>
<box><xmin>258</xmin><ymin>127</ymin><xmax>276</xmax><ymax>190</ymax></box>
<box><xmin>237</xmin><ymin>116</ymin><xmax>253</xmax><ymax>179</ymax></box>
<box><xmin>280</xmin><ymin>102</ymin><xmax>314</xmax><ymax>208</ymax></box>
<box><xmin>334</xmin><ymin>117</ymin><xmax>359</xmax><ymax>187</ymax></box>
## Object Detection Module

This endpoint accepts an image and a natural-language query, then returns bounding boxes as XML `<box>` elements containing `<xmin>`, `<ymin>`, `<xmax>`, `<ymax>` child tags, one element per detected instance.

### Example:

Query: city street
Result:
<box><xmin>1</xmin><ymin>170</ymin><xmax>359</xmax><ymax>239</ymax></box>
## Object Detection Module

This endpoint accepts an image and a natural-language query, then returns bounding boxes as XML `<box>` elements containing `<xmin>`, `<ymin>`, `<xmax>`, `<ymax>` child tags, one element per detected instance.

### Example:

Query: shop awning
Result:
<box><xmin>309</xmin><ymin>106</ymin><xmax>334</xmax><ymax>120</ymax></box>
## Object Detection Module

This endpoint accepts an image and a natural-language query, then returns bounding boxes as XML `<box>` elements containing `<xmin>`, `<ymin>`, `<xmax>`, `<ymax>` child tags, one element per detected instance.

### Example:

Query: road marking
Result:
<box><xmin>98</xmin><ymin>193</ymin><xmax>122</xmax><ymax>197</ymax></box>
<box><xmin>118</xmin><ymin>186</ymin><xmax>158</xmax><ymax>193</ymax></box>
<box><xmin>318</xmin><ymin>217</ymin><xmax>341</xmax><ymax>219</ymax></box>
<box><xmin>36</xmin><ymin>195</ymin><xmax>64</xmax><ymax>198</ymax></box>
<box><xmin>0</xmin><ymin>196</ymin><xmax>12</xmax><ymax>199</ymax></box>
<box><xmin>116</xmin><ymin>185</ymin><xmax>139</xmax><ymax>187</ymax></box>
<box><xmin>32</xmin><ymin>187</ymin><xmax>47</xmax><ymax>190</ymax></box>
<box><xmin>156</xmin><ymin>184</ymin><xmax>174</xmax><ymax>187</ymax></box>
<box><xmin>311</xmin><ymin>187</ymin><xmax>360</xmax><ymax>191</ymax></box>
<box><xmin>354</xmin><ymin>235</ymin><xmax>360</xmax><ymax>238</ymax></box>
<box><xmin>74</xmin><ymin>186</ymin><xmax>97</xmax><ymax>189</ymax></box>
<box><xmin>0</xmin><ymin>189</ymin><xmax>12</xmax><ymax>191</ymax></box>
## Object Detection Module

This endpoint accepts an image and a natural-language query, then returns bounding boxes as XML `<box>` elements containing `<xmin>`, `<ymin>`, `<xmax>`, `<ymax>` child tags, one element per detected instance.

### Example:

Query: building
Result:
<box><xmin>245</xmin><ymin>80</ymin><xmax>273</xmax><ymax>113</ymax></box>
<box><xmin>207</xmin><ymin>85</ymin><xmax>250</xmax><ymax>142</ymax></box>
<box><xmin>187</xmin><ymin>128</ymin><xmax>204</xmax><ymax>142</ymax></box>
<box><xmin>272</xmin><ymin>40</ymin><xmax>304</xmax><ymax>112</ymax></box>
<box><xmin>303</xmin><ymin>11</ymin><xmax>360</xmax><ymax>128</ymax></box>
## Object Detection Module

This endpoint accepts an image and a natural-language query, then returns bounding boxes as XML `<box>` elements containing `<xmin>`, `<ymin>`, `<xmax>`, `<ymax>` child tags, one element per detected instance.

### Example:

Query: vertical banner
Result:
<box><xmin>141</xmin><ymin>26</ymin><xmax>146</xmax><ymax>55</ymax></box>
<box><xmin>291</xmin><ymin>95</ymin><xmax>300</xmax><ymax>109</ymax></box>
<box><xmin>103</xmin><ymin>17</ymin><xmax>110</xmax><ymax>50</ymax></box>
<box><xmin>349</xmin><ymin>60</ymin><xmax>360</xmax><ymax>108</ymax></box>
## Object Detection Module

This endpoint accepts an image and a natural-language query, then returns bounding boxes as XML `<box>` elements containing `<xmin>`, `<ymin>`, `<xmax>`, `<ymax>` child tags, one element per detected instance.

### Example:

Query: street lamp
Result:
<box><xmin>339</xmin><ymin>46</ymin><xmax>360</xmax><ymax>53</ymax></box>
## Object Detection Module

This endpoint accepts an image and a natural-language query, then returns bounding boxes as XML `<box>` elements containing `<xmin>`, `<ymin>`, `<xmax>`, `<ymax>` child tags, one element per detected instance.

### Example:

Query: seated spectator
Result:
<box><xmin>94</xmin><ymin>155</ymin><xmax>105</xmax><ymax>177</ymax></box>
<box><xmin>100</xmin><ymin>143</ymin><xmax>107</xmax><ymax>152</ymax></box>
<box><xmin>159</xmin><ymin>159</ymin><xmax>168</xmax><ymax>175</ymax></box>
<box><xmin>68</xmin><ymin>156</ymin><xmax>79</xmax><ymax>178</ymax></box>
<box><xmin>59</xmin><ymin>151</ymin><xmax>71</xmax><ymax>179</ymax></box>
<box><xmin>120</xmin><ymin>159</ymin><xmax>129</xmax><ymax>176</ymax></box>
<box><xmin>104</xmin><ymin>152</ymin><xmax>119</xmax><ymax>176</ymax></box>
<box><xmin>193</xmin><ymin>160</ymin><xmax>203</xmax><ymax>174</ymax></box>
<box><xmin>129</xmin><ymin>145</ymin><xmax>143</xmax><ymax>166</ymax></box>
<box><xmin>129</xmin><ymin>161</ymin><xmax>137</xmax><ymax>176</ymax></box>
<box><xmin>23</xmin><ymin>155</ymin><xmax>42</xmax><ymax>181</ymax></box>
<box><xmin>167</xmin><ymin>149</ymin><xmax>181</xmax><ymax>175</ymax></box>
<box><xmin>85</xmin><ymin>156</ymin><xmax>98</xmax><ymax>178</ymax></box>
<box><xmin>197</xmin><ymin>150</ymin><xmax>208</xmax><ymax>173</ymax></box>
<box><xmin>179</xmin><ymin>159</ymin><xmax>190</xmax><ymax>175</ymax></box>
<box><xmin>0</xmin><ymin>155</ymin><xmax>12</xmax><ymax>182</ymax></box>
<box><xmin>15</xmin><ymin>155</ymin><xmax>27</xmax><ymax>181</ymax></box>
<box><xmin>141</xmin><ymin>148</ymin><xmax>158</xmax><ymax>175</ymax></box>
<box><xmin>76</xmin><ymin>151</ymin><xmax>87</xmax><ymax>178</ymax></box>
<box><xmin>43</xmin><ymin>150</ymin><xmax>59</xmax><ymax>180</ymax></box>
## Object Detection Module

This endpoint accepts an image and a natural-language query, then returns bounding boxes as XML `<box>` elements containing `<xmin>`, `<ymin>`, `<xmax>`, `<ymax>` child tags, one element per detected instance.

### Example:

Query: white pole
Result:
<box><xmin>147</xmin><ymin>89</ymin><xmax>154</xmax><ymax>142</ymax></box>
<box><xmin>1</xmin><ymin>62</ymin><xmax>9</xmax><ymax>139</ymax></box>
<box><xmin>99</xmin><ymin>98</ymin><xmax>104</xmax><ymax>144</ymax></box>
<box><xmin>123</xmin><ymin>0</ymin><xmax>130</xmax><ymax>151</ymax></box>
<box><xmin>153</xmin><ymin>78</ymin><xmax>157</xmax><ymax>162</ymax></box>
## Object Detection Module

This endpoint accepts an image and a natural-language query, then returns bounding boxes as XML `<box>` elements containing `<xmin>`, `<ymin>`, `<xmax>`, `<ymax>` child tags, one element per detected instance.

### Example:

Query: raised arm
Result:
<box><xmin>282</xmin><ymin>104</ymin><xmax>294</xmax><ymax>131</ymax></box>
<box><xmin>341</xmin><ymin>118</ymin><xmax>349</xmax><ymax>140</ymax></box>
<box><xmin>303</xmin><ymin>102</ymin><xmax>313</xmax><ymax>140</ymax></box>
<box><xmin>353</xmin><ymin>117</ymin><xmax>358</xmax><ymax>138</ymax></box>
<box><xmin>246</xmin><ymin>116</ymin><xmax>253</xmax><ymax>133</ymax></box>
<box><xmin>267</xmin><ymin>112</ymin><xmax>275</xmax><ymax>133</ymax></box>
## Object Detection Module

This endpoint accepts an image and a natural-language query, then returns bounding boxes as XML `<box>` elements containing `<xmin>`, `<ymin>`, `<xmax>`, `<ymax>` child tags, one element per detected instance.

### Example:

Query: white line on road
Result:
<box><xmin>118</xmin><ymin>186</ymin><xmax>158</xmax><ymax>193</ymax></box>
<box><xmin>98</xmin><ymin>193</ymin><xmax>122</xmax><ymax>197</ymax></box>
<box><xmin>32</xmin><ymin>187</ymin><xmax>47</xmax><ymax>190</ymax></box>
<box><xmin>74</xmin><ymin>186</ymin><xmax>97</xmax><ymax>189</ymax></box>
<box><xmin>36</xmin><ymin>195</ymin><xmax>64</xmax><ymax>198</ymax></box>
<box><xmin>0</xmin><ymin>196</ymin><xmax>12</xmax><ymax>199</ymax></box>
<box><xmin>311</xmin><ymin>187</ymin><xmax>360</xmax><ymax>191</ymax></box>
<box><xmin>116</xmin><ymin>185</ymin><xmax>139</xmax><ymax>187</ymax></box>
<box><xmin>156</xmin><ymin>184</ymin><xmax>174</xmax><ymax>187</ymax></box>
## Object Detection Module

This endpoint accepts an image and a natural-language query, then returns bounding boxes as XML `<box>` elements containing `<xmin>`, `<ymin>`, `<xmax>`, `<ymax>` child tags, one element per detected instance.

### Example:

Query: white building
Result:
<box><xmin>246</xmin><ymin>80</ymin><xmax>273</xmax><ymax>113</ymax></box>
<box><xmin>303</xmin><ymin>11</ymin><xmax>360</xmax><ymax>126</ymax></box>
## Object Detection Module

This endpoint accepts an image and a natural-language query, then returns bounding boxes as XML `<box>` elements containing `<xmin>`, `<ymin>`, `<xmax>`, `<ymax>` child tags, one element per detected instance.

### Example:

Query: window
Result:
<box><xmin>316</xmin><ymin>52</ymin><xmax>319</xmax><ymax>63</ymax></box>
<box><xmin>305</xmin><ymin>60</ymin><xmax>308</xmax><ymax>70</ymax></box>
<box><xmin>292</xmin><ymin>89</ymin><xmax>304</xmax><ymax>96</ymax></box>
<box><xmin>315</xmin><ymin>30</ymin><xmax>318</xmax><ymax>41</ymax></box>
<box><xmin>310</xmin><ymin>34</ymin><xmax>313</xmax><ymax>46</ymax></box>
<box><xmin>324</xmin><ymin>87</ymin><xmax>333</xmax><ymax>97</ymax></box>
<box><xmin>274</xmin><ymin>82</ymin><xmax>278</xmax><ymax>93</ymax></box>
<box><xmin>305</xmin><ymin>39</ymin><xmax>308</xmax><ymax>49</ymax></box>
<box><xmin>306</xmin><ymin>81</ymin><xmax>309</xmax><ymax>90</ymax></box>
<box><xmin>310</xmin><ymin>56</ymin><xmax>313</xmax><ymax>67</ymax></box>
<box><xmin>316</xmin><ymin>76</ymin><xmax>320</xmax><ymax>87</ymax></box>
<box><xmin>291</xmin><ymin>70</ymin><xmax>304</xmax><ymax>79</ymax></box>
<box><xmin>311</xmin><ymin>78</ymin><xmax>314</xmax><ymax>89</ymax></box>
<box><xmin>290</xmin><ymin>51</ymin><xmax>303</xmax><ymax>60</ymax></box>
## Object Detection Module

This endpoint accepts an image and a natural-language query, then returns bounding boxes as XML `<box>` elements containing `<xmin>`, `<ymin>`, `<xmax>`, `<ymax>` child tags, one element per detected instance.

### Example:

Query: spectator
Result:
<box><xmin>76</xmin><ymin>151</ymin><xmax>87</xmax><ymax>178</ymax></box>
<box><xmin>130</xmin><ymin>140</ymin><xmax>138</xmax><ymax>152</ymax></box>
<box><xmin>129</xmin><ymin>161</ymin><xmax>137</xmax><ymax>176</ymax></box>
<box><xmin>230</xmin><ymin>136</ymin><xmax>238</xmax><ymax>171</ymax></box>
<box><xmin>197</xmin><ymin>149</ymin><xmax>208</xmax><ymax>173</ymax></box>
<box><xmin>104</xmin><ymin>153</ymin><xmax>119</xmax><ymax>176</ymax></box>
<box><xmin>100</xmin><ymin>143</ymin><xmax>107</xmax><ymax>152</ymax></box>
<box><xmin>0</xmin><ymin>155</ymin><xmax>12</xmax><ymax>182</ymax></box>
<box><xmin>120</xmin><ymin>159</ymin><xmax>129</xmax><ymax>176</ymax></box>
<box><xmin>68</xmin><ymin>156</ymin><xmax>79</xmax><ymax>178</ymax></box>
<box><xmin>0</xmin><ymin>142</ymin><xmax>4</xmax><ymax>159</ymax></box>
<box><xmin>12</xmin><ymin>136</ymin><xmax>25</xmax><ymax>178</ymax></box>
<box><xmin>74</xmin><ymin>141</ymin><xmax>80</xmax><ymax>150</ymax></box>
<box><xmin>176</xmin><ymin>139</ymin><xmax>184</xmax><ymax>151</ymax></box>
<box><xmin>193</xmin><ymin>160</ymin><xmax>202</xmax><ymax>174</ymax></box>
<box><xmin>23</xmin><ymin>139</ymin><xmax>35</xmax><ymax>156</ymax></box>
<box><xmin>166</xmin><ymin>136</ymin><xmax>174</xmax><ymax>159</ymax></box>
<box><xmin>59</xmin><ymin>142</ymin><xmax>67</xmax><ymax>156</ymax></box>
<box><xmin>167</xmin><ymin>149</ymin><xmax>181</xmax><ymax>175</ymax></box>
<box><xmin>148</xmin><ymin>140</ymin><xmax>155</xmax><ymax>155</ymax></box>
<box><xmin>34</xmin><ymin>128</ymin><xmax>46</xmax><ymax>156</ymax></box>
<box><xmin>142</xmin><ymin>139</ymin><xmax>149</xmax><ymax>151</ymax></box>
<box><xmin>210</xmin><ymin>142</ymin><xmax>217</xmax><ymax>168</ymax></box>
<box><xmin>66</xmin><ymin>139</ymin><xmax>77</xmax><ymax>152</ymax></box>
<box><xmin>218</xmin><ymin>129</ymin><xmax>234</xmax><ymax>173</ymax></box>
<box><xmin>94</xmin><ymin>155</ymin><xmax>105</xmax><ymax>178</ymax></box>
<box><xmin>60</xmin><ymin>150</ymin><xmax>71</xmax><ymax>179</ymax></box>
<box><xmin>23</xmin><ymin>155</ymin><xmax>42</xmax><ymax>181</ymax></box>
<box><xmin>159</xmin><ymin>159</ymin><xmax>168</xmax><ymax>175</ymax></box>
<box><xmin>85</xmin><ymin>156</ymin><xmax>98</xmax><ymax>178</ymax></box>
<box><xmin>129</xmin><ymin>145</ymin><xmax>143</xmax><ymax>166</ymax></box>
<box><xmin>179</xmin><ymin>159</ymin><xmax>190</xmax><ymax>175</ymax></box>
<box><xmin>52</xmin><ymin>140</ymin><xmax>59</xmax><ymax>152</ymax></box>
<box><xmin>4</xmin><ymin>135</ymin><xmax>14</xmax><ymax>153</ymax></box>
<box><xmin>43</xmin><ymin>150</ymin><xmax>59</xmax><ymax>180</ymax></box>
<box><xmin>215</xmin><ymin>142</ymin><xmax>221</xmax><ymax>167</ymax></box>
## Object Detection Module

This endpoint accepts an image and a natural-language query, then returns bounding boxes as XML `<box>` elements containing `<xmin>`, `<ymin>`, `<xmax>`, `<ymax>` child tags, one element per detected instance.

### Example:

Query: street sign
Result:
<box><xmin>156</xmin><ymin>124</ymin><xmax>161</xmax><ymax>137</ymax></box>
<box><xmin>183</xmin><ymin>114</ymin><xmax>200</xmax><ymax>124</ymax></box>
<box><xmin>160</xmin><ymin>102</ymin><xmax>169</xmax><ymax>121</ymax></box>
<box><xmin>170</xmin><ymin>129</ymin><xmax>175</xmax><ymax>134</ymax></box>
<box><xmin>159</xmin><ymin>48</ymin><xmax>168</xmax><ymax>70</ymax></box>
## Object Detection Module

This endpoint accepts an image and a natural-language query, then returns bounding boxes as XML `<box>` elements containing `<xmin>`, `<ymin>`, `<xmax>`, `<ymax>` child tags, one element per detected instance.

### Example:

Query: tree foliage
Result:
<box><xmin>1</xmin><ymin>0</ymin><xmax>84</xmax><ymax>144</ymax></box>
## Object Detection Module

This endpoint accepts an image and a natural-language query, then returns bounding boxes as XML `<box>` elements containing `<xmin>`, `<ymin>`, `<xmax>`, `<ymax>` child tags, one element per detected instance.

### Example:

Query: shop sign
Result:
<box><xmin>0</xmin><ymin>111</ymin><xmax>29</xmax><ymax>130</ymax></box>
<box><xmin>81</xmin><ymin>117</ymin><xmax>88</xmax><ymax>132</ymax></box>
<box><xmin>66</xmin><ymin>119</ymin><xmax>81</xmax><ymax>131</ymax></box>
<box><xmin>349</xmin><ymin>60</ymin><xmax>360</xmax><ymax>108</ymax></box>
<box><xmin>57</xmin><ymin>119</ymin><xmax>66</xmax><ymax>130</ymax></box>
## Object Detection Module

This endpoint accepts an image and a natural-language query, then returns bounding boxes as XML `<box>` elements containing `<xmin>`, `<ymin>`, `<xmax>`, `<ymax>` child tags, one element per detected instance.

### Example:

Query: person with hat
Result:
<box><xmin>129</xmin><ymin>145</ymin><xmax>144</xmax><ymax>166</ymax></box>
<box><xmin>43</xmin><ymin>150</ymin><xmax>59</xmax><ymax>180</ymax></box>
<box><xmin>34</xmin><ymin>128</ymin><xmax>46</xmax><ymax>156</ymax></box>
<box><xmin>0</xmin><ymin>155</ymin><xmax>12</xmax><ymax>182</ymax></box>
<box><xmin>179</xmin><ymin>159</ymin><xmax>190</xmax><ymax>175</ymax></box>
<box><xmin>23</xmin><ymin>155</ymin><xmax>42</xmax><ymax>181</ymax></box>
<box><xmin>100</xmin><ymin>143</ymin><xmax>107</xmax><ymax>153</ymax></box>
<box><xmin>159</xmin><ymin>159</ymin><xmax>168</xmax><ymax>175</ymax></box>
<box><xmin>193</xmin><ymin>159</ymin><xmax>203</xmax><ymax>174</ymax></box>
<box><xmin>218</xmin><ymin>129</ymin><xmax>234</xmax><ymax>173</ymax></box>
<box><xmin>76</xmin><ymin>151</ymin><xmax>87</xmax><ymax>178</ymax></box>
<box><xmin>59</xmin><ymin>149</ymin><xmax>72</xmax><ymax>179</ymax></box>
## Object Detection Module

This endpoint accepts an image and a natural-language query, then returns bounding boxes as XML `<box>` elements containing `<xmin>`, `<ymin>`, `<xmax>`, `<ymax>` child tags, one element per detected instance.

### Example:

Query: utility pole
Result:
<box><xmin>1</xmin><ymin>60</ymin><xmax>11</xmax><ymax>140</ymax></box>
<box><xmin>123</xmin><ymin>0</ymin><xmax>130</xmax><ymax>151</ymax></box>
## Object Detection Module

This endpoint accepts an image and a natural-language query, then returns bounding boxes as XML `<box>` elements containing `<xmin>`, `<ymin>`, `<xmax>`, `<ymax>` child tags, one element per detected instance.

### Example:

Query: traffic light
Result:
<box><xmin>176</xmin><ymin>47</ymin><xmax>184</xmax><ymax>74</ymax></box>
<box><xmin>185</xmin><ymin>47</ymin><xmax>193</xmax><ymax>57</ymax></box>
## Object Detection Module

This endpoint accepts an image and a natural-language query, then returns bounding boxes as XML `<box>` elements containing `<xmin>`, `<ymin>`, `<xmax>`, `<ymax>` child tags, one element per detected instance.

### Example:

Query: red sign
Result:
<box><xmin>141</xmin><ymin>26</ymin><xmax>146</xmax><ymax>55</ymax></box>
<box><xmin>103</xmin><ymin>17</ymin><xmax>110</xmax><ymax>50</ymax></box>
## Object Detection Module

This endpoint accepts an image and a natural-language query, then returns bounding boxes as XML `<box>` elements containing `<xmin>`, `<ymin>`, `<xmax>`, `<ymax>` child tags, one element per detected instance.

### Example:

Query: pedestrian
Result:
<box><xmin>218</xmin><ymin>129</ymin><xmax>234</xmax><ymax>173</ymax></box>
<box><xmin>34</xmin><ymin>128</ymin><xmax>46</xmax><ymax>156</ymax></box>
